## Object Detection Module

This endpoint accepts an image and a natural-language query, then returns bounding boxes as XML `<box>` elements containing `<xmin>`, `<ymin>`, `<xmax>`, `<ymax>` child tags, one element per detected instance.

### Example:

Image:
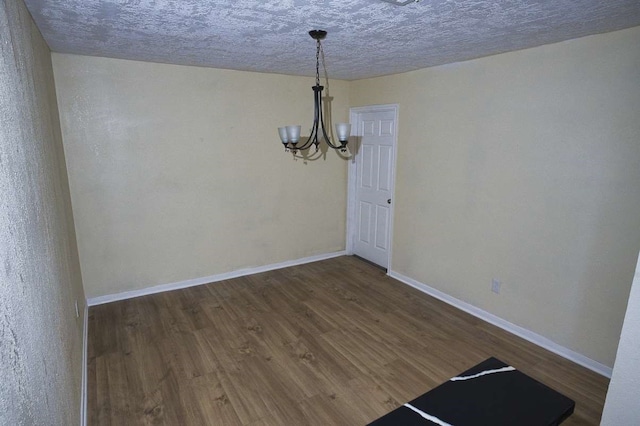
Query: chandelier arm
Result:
<box><xmin>317</xmin><ymin>37</ymin><xmax>345</xmax><ymax>151</ymax></box>
<box><xmin>317</xmin><ymin>88</ymin><xmax>329</xmax><ymax>144</ymax></box>
<box><xmin>318</xmin><ymin>100</ymin><xmax>340</xmax><ymax>150</ymax></box>
<box><xmin>295</xmin><ymin>132</ymin><xmax>315</xmax><ymax>151</ymax></box>
<box><xmin>312</xmin><ymin>86</ymin><xmax>322</xmax><ymax>148</ymax></box>
<box><xmin>293</xmin><ymin>85</ymin><xmax>321</xmax><ymax>151</ymax></box>
<box><xmin>296</xmin><ymin>132</ymin><xmax>315</xmax><ymax>151</ymax></box>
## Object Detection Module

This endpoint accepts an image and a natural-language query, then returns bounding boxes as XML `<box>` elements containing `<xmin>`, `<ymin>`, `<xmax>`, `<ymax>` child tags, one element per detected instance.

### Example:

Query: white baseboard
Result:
<box><xmin>80</xmin><ymin>302</ymin><xmax>88</xmax><ymax>426</ymax></box>
<box><xmin>87</xmin><ymin>251</ymin><xmax>347</xmax><ymax>306</ymax></box>
<box><xmin>388</xmin><ymin>270</ymin><xmax>613</xmax><ymax>378</ymax></box>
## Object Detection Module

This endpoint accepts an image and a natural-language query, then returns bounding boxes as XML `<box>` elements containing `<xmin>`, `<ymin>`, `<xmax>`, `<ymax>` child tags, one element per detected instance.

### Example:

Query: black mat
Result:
<box><xmin>367</xmin><ymin>357</ymin><xmax>575</xmax><ymax>426</ymax></box>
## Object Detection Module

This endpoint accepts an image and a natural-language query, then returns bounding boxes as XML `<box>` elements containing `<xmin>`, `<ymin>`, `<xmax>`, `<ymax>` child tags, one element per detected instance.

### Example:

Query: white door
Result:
<box><xmin>350</xmin><ymin>106</ymin><xmax>397</xmax><ymax>268</ymax></box>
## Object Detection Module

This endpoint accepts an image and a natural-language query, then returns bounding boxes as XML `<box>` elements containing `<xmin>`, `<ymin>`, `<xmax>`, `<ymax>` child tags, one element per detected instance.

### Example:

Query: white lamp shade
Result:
<box><xmin>286</xmin><ymin>125</ymin><xmax>302</xmax><ymax>143</ymax></box>
<box><xmin>335</xmin><ymin>122</ymin><xmax>351</xmax><ymax>142</ymax></box>
<box><xmin>278</xmin><ymin>127</ymin><xmax>289</xmax><ymax>144</ymax></box>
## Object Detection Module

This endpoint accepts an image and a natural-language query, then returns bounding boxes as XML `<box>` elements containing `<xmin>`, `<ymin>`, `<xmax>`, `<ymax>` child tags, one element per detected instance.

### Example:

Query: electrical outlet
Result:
<box><xmin>491</xmin><ymin>279</ymin><xmax>501</xmax><ymax>294</ymax></box>
<box><xmin>75</xmin><ymin>300</ymin><xmax>80</xmax><ymax>318</ymax></box>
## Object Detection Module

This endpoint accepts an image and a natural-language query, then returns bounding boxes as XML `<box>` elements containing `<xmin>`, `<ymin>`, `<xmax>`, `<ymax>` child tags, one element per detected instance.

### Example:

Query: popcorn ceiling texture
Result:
<box><xmin>22</xmin><ymin>0</ymin><xmax>640</xmax><ymax>80</ymax></box>
<box><xmin>0</xmin><ymin>0</ymin><xmax>85</xmax><ymax>424</ymax></box>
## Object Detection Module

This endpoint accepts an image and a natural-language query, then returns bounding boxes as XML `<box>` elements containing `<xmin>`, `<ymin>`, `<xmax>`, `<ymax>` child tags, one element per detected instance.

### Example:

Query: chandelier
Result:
<box><xmin>278</xmin><ymin>30</ymin><xmax>351</xmax><ymax>154</ymax></box>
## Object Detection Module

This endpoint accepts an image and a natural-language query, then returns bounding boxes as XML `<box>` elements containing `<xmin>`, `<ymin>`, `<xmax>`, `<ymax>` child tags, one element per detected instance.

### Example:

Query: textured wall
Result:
<box><xmin>0</xmin><ymin>1</ymin><xmax>85</xmax><ymax>424</ymax></box>
<box><xmin>350</xmin><ymin>26</ymin><xmax>640</xmax><ymax>367</ymax></box>
<box><xmin>601</xmin><ymin>251</ymin><xmax>640</xmax><ymax>424</ymax></box>
<box><xmin>52</xmin><ymin>54</ymin><xmax>349</xmax><ymax>299</ymax></box>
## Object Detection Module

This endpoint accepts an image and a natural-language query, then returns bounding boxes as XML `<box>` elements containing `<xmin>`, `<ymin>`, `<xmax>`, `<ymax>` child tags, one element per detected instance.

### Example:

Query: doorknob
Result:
<box><xmin>387</xmin><ymin>199</ymin><xmax>391</xmax><ymax>204</ymax></box>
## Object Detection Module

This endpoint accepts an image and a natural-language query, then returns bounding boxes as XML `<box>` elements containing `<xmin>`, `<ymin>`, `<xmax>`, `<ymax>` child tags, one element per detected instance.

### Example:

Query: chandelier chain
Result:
<box><xmin>320</xmin><ymin>42</ymin><xmax>328</xmax><ymax>89</ymax></box>
<box><xmin>315</xmin><ymin>39</ymin><xmax>321</xmax><ymax>86</ymax></box>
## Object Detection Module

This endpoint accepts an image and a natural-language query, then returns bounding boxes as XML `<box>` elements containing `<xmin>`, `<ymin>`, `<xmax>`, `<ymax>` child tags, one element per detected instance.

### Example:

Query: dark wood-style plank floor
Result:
<box><xmin>88</xmin><ymin>256</ymin><xmax>609</xmax><ymax>425</ymax></box>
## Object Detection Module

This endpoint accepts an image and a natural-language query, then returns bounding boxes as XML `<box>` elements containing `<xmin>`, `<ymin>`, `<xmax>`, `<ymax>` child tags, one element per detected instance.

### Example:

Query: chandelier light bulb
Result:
<box><xmin>335</xmin><ymin>123</ymin><xmax>351</xmax><ymax>144</ymax></box>
<box><xmin>278</xmin><ymin>127</ymin><xmax>289</xmax><ymax>144</ymax></box>
<box><xmin>286</xmin><ymin>125</ymin><xmax>301</xmax><ymax>144</ymax></box>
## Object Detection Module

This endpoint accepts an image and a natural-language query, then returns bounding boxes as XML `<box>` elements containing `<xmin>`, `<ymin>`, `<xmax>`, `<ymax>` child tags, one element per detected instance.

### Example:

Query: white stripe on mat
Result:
<box><xmin>450</xmin><ymin>366</ymin><xmax>516</xmax><ymax>382</ymax></box>
<box><xmin>403</xmin><ymin>403</ymin><xmax>453</xmax><ymax>426</ymax></box>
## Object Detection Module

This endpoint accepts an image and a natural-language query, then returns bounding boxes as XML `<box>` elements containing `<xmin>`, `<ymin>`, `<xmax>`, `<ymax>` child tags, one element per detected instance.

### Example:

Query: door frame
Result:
<box><xmin>346</xmin><ymin>104</ymin><xmax>399</xmax><ymax>270</ymax></box>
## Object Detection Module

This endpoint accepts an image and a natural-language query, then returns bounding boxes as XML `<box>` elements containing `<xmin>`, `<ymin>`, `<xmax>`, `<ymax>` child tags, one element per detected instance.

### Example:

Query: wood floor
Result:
<box><xmin>88</xmin><ymin>256</ymin><xmax>609</xmax><ymax>425</ymax></box>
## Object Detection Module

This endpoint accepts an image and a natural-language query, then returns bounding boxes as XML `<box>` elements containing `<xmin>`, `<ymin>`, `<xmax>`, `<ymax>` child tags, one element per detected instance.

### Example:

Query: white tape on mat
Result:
<box><xmin>403</xmin><ymin>403</ymin><xmax>453</xmax><ymax>426</ymax></box>
<box><xmin>450</xmin><ymin>366</ymin><xmax>516</xmax><ymax>382</ymax></box>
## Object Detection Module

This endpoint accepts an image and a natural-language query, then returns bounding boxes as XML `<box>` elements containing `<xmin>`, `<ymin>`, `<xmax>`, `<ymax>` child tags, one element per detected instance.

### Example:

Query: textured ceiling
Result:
<box><xmin>23</xmin><ymin>0</ymin><xmax>640</xmax><ymax>80</ymax></box>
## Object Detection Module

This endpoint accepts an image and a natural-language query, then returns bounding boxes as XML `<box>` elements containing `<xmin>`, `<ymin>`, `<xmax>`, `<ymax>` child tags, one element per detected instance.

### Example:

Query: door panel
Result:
<box><xmin>378</xmin><ymin>145</ymin><xmax>393</xmax><ymax>191</ymax></box>
<box><xmin>375</xmin><ymin>205</ymin><xmax>389</xmax><ymax>250</ymax></box>
<box><xmin>361</xmin><ymin>145</ymin><xmax>374</xmax><ymax>188</ymax></box>
<box><xmin>358</xmin><ymin>201</ymin><xmax>372</xmax><ymax>244</ymax></box>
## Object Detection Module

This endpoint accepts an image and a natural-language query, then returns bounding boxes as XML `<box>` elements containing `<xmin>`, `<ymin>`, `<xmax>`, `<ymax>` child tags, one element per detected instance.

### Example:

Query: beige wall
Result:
<box><xmin>0</xmin><ymin>0</ymin><xmax>86</xmax><ymax>424</ymax></box>
<box><xmin>602</xmin><ymin>251</ymin><xmax>640</xmax><ymax>424</ymax></box>
<box><xmin>52</xmin><ymin>55</ymin><xmax>350</xmax><ymax>299</ymax></box>
<box><xmin>350</xmin><ymin>26</ymin><xmax>640</xmax><ymax>367</ymax></box>
<box><xmin>50</xmin><ymin>24</ymin><xmax>639</xmax><ymax>368</ymax></box>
